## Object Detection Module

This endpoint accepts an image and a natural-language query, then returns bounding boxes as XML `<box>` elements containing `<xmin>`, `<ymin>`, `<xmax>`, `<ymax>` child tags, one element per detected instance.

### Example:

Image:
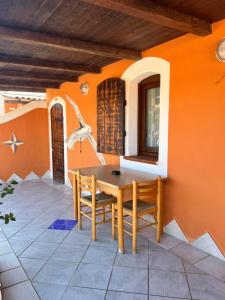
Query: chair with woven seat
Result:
<box><xmin>77</xmin><ymin>170</ymin><xmax>116</xmax><ymax>240</ymax></box>
<box><xmin>112</xmin><ymin>176</ymin><xmax>162</xmax><ymax>253</ymax></box>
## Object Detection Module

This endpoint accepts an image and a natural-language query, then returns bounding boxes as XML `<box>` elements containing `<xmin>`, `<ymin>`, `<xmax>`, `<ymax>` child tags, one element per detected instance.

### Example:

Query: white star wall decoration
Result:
<box><xmin>3</xmin><ymin>133</ymin><xmax>24</xmax><ymax>154</ymax></box>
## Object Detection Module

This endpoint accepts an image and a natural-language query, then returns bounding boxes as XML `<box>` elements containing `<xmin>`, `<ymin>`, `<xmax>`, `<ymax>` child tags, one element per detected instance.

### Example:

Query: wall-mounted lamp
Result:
<box><xmin>216</xmin><ymin>38</ymin><xmax>225</xmax><ymax>62</ymax></box>
<box><xmin>80</xmin><ymin>82</ymin><xmax>89</xmax><ymax>95</ymax></box>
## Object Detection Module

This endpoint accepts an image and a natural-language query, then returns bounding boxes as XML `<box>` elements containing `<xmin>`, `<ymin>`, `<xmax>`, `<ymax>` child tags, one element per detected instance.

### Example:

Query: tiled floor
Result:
<box><xmin>0</xmin><ymin>180</ymin><xmax>225</xmax><ymax>300</ymax></box>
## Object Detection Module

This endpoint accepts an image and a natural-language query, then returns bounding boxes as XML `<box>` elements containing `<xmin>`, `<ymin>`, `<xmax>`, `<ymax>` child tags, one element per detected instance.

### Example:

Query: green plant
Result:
<box><xmin>0</xmin><ymin>179</ymin><xmax>17</xmax><ymax>224</ymax></box>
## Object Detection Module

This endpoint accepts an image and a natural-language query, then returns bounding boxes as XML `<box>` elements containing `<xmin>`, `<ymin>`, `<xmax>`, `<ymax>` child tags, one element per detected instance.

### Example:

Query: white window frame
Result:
<box><xmin>48</xmin><ymin>96</ymin><xmax>69</xmax><ymax>185</ymax></box>
<box><xmin>120</xmin><ymin>57</ymin><xmax>170</xmax><ymax>176</ymax></box>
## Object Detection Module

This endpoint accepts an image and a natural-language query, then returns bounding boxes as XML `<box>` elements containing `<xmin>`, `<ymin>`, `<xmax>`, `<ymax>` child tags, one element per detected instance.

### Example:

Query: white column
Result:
<box><xmin>0</xmin><ymin>95</ymin><xmax>5</xmax><ymax>116</ymax></box>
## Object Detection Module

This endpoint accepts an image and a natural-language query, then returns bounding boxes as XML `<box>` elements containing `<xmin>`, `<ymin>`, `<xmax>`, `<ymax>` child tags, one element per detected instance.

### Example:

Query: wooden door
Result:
<box><xmin>97</xmin><ymin>78</ymin><xmax>125</xmax><ymax>155</ymax></box>
<box><xmin>50</xmin><ymin>103</ymin><xmax>65</xmax><ymax>183</ymax></box>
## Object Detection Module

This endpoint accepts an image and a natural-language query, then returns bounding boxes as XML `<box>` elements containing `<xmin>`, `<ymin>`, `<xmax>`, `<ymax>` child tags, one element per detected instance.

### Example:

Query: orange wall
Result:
<box><xmin>47</xmin><ymin>19</ymin><xmax>225</xmax><ymax>254</ymax></box>
<box><xmin>5</xmin><ymin>103</ymin><xmax>18</xmax><ymax>113</ymax></box>
<box><xmin>47</xmin><ymin>61</ymin><xmax>133</xmax><ymax>173</ymax></box>
<box><xmin>5</xmin><ymin>102</ymin><xmax>30</xmax><ymax>113</ymax></box>
<box><xmin>145</xmin><ymin>20</ymin><xmax>225</xmax><ymax>254</ymax></box>
<box><xmin>0</xmin><ymin>108</ymin><xmax>49</xmax><ymax>181</ymax></box>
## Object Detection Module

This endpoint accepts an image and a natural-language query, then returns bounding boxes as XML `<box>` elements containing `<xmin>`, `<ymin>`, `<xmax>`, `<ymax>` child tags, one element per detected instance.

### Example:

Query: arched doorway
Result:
<box><xmin>50</xmin><ymin>103</ymin><xmax>65</xmax><ymax>183</ymax></box>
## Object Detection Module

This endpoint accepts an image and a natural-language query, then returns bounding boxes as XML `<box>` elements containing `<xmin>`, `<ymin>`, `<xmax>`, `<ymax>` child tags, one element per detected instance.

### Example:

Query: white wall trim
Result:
<box><xmin>164</xmin><ymin>219</ymin><xmax>189</xmax><ymax>243</ymax></box>
<box><xmin>191</xmin><ymin>233</ymin><xmax>225</xmax><ymax>261</ymax></box>
<box><xmin>25</xmin><ymin>171</ymin><xmax>40</xmax><ymax>181</ymax></box>
<box><xmin>48</xmin><ymin>97</ymin><xmax>69</xmax><ymax>186</ymax></box>
<box><xmin>0</xmin><ymin>169</ymin><xmax>52</xmax><ymax>183</ymax></box>
<box><xmin>41</xmin><ymin>170</ymin><xmax>51</xmax><ymax>180</ymax></box>
<box><xmin>0</xmin><ymin>95</ymin><xmax>4</xmax><ymax>116</ymax></box>
<box><xmin>164</xmin><ymin>219</ymin><xmax>225</xmax><ymax>261</ymax></box>
<box><xmin>121</xmin><ymin>57</ymin><xmax>170</xmax><ymax>176</ymax></box>
<box><xmin>140</xmin><ymin>218</ymin><xmax>225</xmax><ymax>261</ymax></box>
<box><xmin>7</xmin><ymin>173</ymin><xmax>23</xmax><ymax>182</ymax></box>
<box><xmin>0</xmin><ymin>100</ymin><xmax>47</xmax><ymax>124</ymax></box>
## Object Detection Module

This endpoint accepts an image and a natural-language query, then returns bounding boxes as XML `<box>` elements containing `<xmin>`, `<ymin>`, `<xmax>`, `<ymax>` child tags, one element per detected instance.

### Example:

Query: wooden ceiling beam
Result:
<box><xmin>0</xmin><ymin>25</ymin><xmax>141</xmax><ymax>60</ymax></box>
<box><xmin>0</xmin><ymin>54</ymin><xmax>100</xmax><ymax>74</ymax></box>
<box><xmin>0</xmin><ymin>79</ymin><xmax>60</xmax><ymax>89</ymax></box>
<box><xmin>0</xmin><ymin>86</ymin><xmax>45</xmax><ymax>93</ymax></box>
<box><xmin>0</xmin><ymin>70</ymin><xmax>77</xmax><ymax>83</ymax></box>
<box><xmin>82</xmin><ymin>0</ymin><xmax>212</xmax><ymax>36</ymax></box>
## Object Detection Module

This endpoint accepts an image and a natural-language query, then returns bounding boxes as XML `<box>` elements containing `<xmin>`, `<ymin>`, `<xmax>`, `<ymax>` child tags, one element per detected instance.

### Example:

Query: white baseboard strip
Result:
<box><xmin>164</xmin><ymin>219</ymin><xmax>225</xmax><ymax>261</ymax></box>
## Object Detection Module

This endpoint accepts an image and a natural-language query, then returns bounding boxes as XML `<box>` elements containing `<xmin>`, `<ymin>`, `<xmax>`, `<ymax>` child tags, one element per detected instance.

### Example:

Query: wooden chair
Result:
<box><xmin>112</xmin><ymin>177</ymin><xmax>162</xmax><ymax>253</ymax></box>
<box><xmin>77</xmin><ymin>171</ymin><xmax>116</xmax><ymax>240</ymax></box>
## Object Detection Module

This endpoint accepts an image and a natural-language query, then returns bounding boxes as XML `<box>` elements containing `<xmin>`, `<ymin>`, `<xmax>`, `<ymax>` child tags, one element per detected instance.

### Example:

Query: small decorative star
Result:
<box><xmin>3</xmin><ymin>133</ymin><xmax>24</xmax><ymax>154</ymax></box>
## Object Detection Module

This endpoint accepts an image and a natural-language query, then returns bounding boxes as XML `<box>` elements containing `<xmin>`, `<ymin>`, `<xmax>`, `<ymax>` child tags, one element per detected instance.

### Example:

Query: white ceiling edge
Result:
<box><xmin>0</xmin><ymin>91</ymin><xmax>46</xmax><ymax>100</ymax></box>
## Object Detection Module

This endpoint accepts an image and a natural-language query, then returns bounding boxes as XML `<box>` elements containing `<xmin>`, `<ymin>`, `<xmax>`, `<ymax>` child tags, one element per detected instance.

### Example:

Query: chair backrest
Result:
<box><xmin>77</xmin><ymin>171</ymin><xmax>96</xmax><ymax>202</ymax></box>
<box><xmin>133</xmin><ymin>177</ymin><xmax>161</xmax><ymax>205</ymax></box>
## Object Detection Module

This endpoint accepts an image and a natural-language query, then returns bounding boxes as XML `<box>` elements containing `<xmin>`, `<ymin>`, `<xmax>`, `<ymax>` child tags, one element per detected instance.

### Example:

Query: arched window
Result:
<box><xmin>138</xmin><ymin>74</ymin><xmax>160</xmax><ymax>162</ymax></box>
<box><xmin>121</xmin><ymin>57</ymin><xmax>170</xmax><ymax>176</ymax></box>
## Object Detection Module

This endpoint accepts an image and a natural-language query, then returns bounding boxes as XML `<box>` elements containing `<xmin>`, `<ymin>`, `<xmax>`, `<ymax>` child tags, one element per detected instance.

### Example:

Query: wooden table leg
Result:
<box><xmin>117</xmin><ymin>189</ymin><xmax>124</xmax><ymax>253</ymax></box>
<box><xmin>72</xmin><ymin>173</ymin><xmax>78</xmax><ymax>220</ymax></box>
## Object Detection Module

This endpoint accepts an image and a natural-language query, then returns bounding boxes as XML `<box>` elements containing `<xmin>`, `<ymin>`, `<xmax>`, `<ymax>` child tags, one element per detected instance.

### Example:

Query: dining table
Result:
<box><xmin>69</xmin><ymin>165</ymin><xmax>165</xmax><ymax>253</ymax></box>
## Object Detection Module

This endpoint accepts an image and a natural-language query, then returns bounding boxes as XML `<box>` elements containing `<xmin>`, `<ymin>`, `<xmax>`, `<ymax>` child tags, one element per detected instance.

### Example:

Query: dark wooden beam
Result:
<box><xmin>0</xmin><ymin>86</ymin><xmax>45</xmax><ymax>92</ymax></box>
<box><xmin>0</xmin><ymin>70</ymin><xmax>77</xmax><ymax>83</ymax></box>
<box><xmin>0</xmin><ymin>54</ymin><xmax>101</xmax><ymax>74</ymax></box>
<box><xmin>0</xmin><ymin>25</ymin><xmax>141</xmax><ymax>60</ymax></box>
<box><xmin>0</xmin><ymin>79</ymin><xmax>60</xmax><ymax>89</ymax></box>
<box><xmin>82</xmin><ymin>0</ymin><xmax>212</xmax><ymax>36</ymax></box>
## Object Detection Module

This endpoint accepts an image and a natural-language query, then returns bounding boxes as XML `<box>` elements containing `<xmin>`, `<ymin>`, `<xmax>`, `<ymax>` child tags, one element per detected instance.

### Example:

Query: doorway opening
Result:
<box><xmin>50</xmin><ymin>103</ymin><xmax>65</xmax><ymax>183</ymax></box>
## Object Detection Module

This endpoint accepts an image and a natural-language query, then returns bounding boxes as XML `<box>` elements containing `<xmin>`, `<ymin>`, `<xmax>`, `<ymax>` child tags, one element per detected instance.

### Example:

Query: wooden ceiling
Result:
<box><xmin>0</xmin><ymin>0</ymin><xmax>224</xmax><ymax>92</ymax></box>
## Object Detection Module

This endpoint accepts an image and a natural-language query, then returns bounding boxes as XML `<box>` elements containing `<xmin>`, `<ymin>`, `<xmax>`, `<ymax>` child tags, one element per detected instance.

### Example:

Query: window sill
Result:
<box><xmin>123</xmin><ymin>155</ymin><xmax>158</xmax><ymax>165</ymax></box>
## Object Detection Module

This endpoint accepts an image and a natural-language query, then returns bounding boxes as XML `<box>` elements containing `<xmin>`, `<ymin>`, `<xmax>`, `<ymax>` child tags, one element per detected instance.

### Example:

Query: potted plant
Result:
<box><xmin>0</xmin><ymin>179</ymin><xmax>17</xmax><ymax>224</ymax></box>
